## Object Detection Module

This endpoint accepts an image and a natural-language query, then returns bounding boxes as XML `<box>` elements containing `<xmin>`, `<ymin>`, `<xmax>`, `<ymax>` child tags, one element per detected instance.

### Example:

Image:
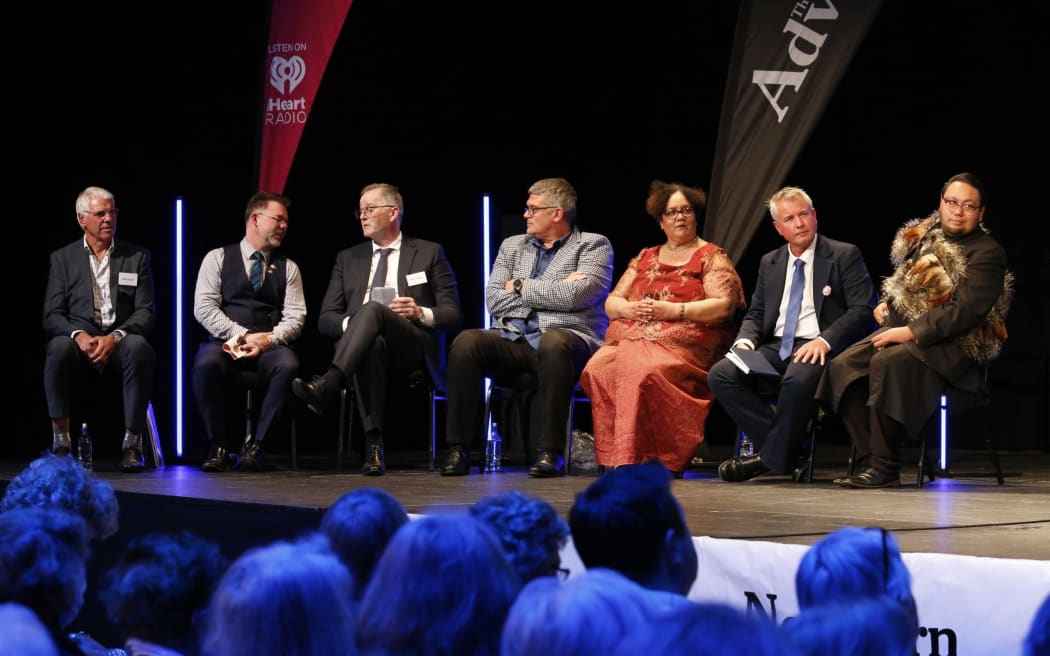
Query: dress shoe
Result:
<box><xmin>120</xmin><ymin>447</ymin><xmax>146</xmax><ymax>473</ymax></box>
<box><xmin>440</xmin><ymin>445</ymin><xmax>472</xmax><ymax>476</ymax></box>
<box><xmin>718</xmin><ymin>454</ymin><xmax>770</xmax><ymax>482</ymax></box>
<box><xmin>835</xmin><ymin>466</ymin><xmax>901</xmax><ymax>489</ymax></box>
<box><xmin>528</xmin><ymin>449</ymin><xmax>565</xmax><ymax>478</ymax></box>
<box><xmin>201</xmin><ymin>445</ymin><xmax>229</xmax><ymax>472</ymax></box>
<box><xmin>292</xmin><ymin>375</ymin><xmax>335</xmax><ymax>418</ymax></box>
<box><xmin>52</xmin><ymin>433</ymin><xmax>72</xmax><ymax>457</ymax></box>
<box><xmin>361</xmin><ymin>444</ymin><xmax>385</xmax><ymax>476</ymax></box>
<box><xmin>236</xmin><ymin>440</ymin><xmax>264</xmax><ymax>472</ymax></box>
<box><xmin>791</xmin><ymin>457</ymin><xmax>812</xmax><ymax>483</ymax></box>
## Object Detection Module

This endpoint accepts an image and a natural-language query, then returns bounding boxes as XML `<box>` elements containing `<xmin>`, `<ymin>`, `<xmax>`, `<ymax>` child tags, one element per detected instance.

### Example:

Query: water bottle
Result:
<box><xmin>78</xmin><ymin>422</ymin><xmax>94</xmax><ymax>471</ymax></box>
<box><xmin>486</xmin><ymin>423</ymin><xmax>503</xmax><ymax>473</ymax></box>
<box><xmin>738</xmin><ymin>432</ymin><xmax>754</xmax><ymax>458</ymax></box>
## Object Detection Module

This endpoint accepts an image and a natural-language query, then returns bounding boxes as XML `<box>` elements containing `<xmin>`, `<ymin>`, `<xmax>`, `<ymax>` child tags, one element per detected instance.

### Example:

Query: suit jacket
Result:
<box><xmin>317</xmin><ymin>236</ymin><xmax>463</xmax><ymax>392</ymax></box>
<box><xmin>486</xmin><ymin>227</ymin><xmax>614</xmax><ymax>353</ymax></box>
<box><xmin>736</xmin><ymin>235</ymin><xmax>875</xmax><ymax>356</ymax></box>
<box><xmin>42</xmin><ymin>238</ymin><xmax>156</xmax><ymax>338</ymax></box>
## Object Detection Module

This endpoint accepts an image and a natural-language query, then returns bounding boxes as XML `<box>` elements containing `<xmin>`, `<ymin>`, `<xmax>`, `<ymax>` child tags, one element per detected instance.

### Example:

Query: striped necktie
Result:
<box><xmin>250</xmin><ymin>251</ymin><xmax>264</xmax><ymax>292</ymax></box>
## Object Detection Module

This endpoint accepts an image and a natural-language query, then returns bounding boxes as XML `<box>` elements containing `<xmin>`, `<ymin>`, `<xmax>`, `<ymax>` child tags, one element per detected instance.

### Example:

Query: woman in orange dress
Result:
<box><xmin>580</xmin><ymin>180</ymin><xmax>745</xmax><ymax>473</ymax></box>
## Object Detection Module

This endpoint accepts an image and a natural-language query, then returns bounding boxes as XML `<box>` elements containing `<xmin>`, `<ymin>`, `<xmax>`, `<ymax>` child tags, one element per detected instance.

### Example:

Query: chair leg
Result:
<box><xmin>337</xmin><ymin>386</ymin><xmax>349</xmax><ymax>472</ymax></box>
<box><xmin>917</xmin><ymin>437</ymin><xmax>936</xmax><ymax>488</ymax></box>
<box><xmin>245</xmin><ymin>388</ymin><xmax>255</xmax><ymax>448</ymax></box>
<box><xmin>144</xmin><ymin>401</ymin><xmax>164</xmax><ymax>469</ymax></box>
<box><xmin>429</xmin><ymin>388</ymin><xmax>437</xmax><ymax>472</ymax></box>
<box><xmin>565</xmin><ymin>394</ymin><xmax>576</xmax><ymax>475</ymax></box>
<box><xmin>289</xmin><ymin>414</ymin><xmax>297</xmax><ymax>471</ymax></box>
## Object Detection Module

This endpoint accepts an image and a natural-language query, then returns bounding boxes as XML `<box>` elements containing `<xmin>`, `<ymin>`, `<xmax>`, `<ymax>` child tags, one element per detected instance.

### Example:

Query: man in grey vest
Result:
<box><xmin>191</xmin><ymin>192</ymin><xmax>305</xmax><ymax>472</ymax></box>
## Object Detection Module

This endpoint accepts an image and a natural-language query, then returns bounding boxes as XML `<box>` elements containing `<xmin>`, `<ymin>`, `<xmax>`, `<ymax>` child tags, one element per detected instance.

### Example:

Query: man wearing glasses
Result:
<box><xmin>819</xmin><ymin>172</ymin><xmax>1012</xmax><ymax>488</ymax></box>
<box><xmin>441</xmin><ymin>177</ymin><xmax>614</xmax><ymax>477</ymax></box>
<box><xmin>709</xmin><ymin>185</ymin><xmax>876</xmax><ymax>483</ymax></box>
<box><xmin>43</xmin><ymin>186</ymin><xmax>156</xmax><ymax>472</ymax></box>
<box><xmin>192</xmin><ymin>191</ymin><xmax>305</xmax><ymax>472</ymax></box>
<box><xmin>291</xmin><ymin>183</ymin><xmax>463</xmax><ymax>475</ymax></box>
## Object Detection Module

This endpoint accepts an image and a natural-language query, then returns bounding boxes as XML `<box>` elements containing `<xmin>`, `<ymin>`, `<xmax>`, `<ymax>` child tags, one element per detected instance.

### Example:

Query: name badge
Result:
<box><xmin>406</xmin><ymin>271</ymin><xmax>428</xmax><ymax>286</ymax></box>
<box><xmin>118</xmin><ymin>272</ymin><xmax>139</xmax><ymax>286</ymax></box>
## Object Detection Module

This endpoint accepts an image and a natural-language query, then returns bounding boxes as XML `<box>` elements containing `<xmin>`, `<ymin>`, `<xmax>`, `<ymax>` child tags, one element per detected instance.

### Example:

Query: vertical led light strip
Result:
<box><xmin>175</xmin><ymin>197</ymin><xmax>185</xmax><ymax>457</ymax></box>
<box><xmin>482</xmin><ymin>195</ymin><xmax>493</xmax><ymax>438</ymax></box>
<box><xmin>939</xmin><ymin>394</ymin><xmax>947</xmax><ymax>471</ymax></box>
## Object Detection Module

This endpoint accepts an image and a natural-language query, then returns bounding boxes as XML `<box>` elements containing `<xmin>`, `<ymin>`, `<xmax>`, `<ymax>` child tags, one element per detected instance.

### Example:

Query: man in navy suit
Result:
<box><xmin>709</xmin><ymin>186</ymin><xmax>875</xmax><ymax>482</ymax></box>
<box><xmin>292</xmin><ymin>183</ymin><xmax>463</xmax><ymax>475</ymax></box>
<box><xmin>43</xmin><ymin>186</ymin><xmax>156</xmax><ymax>472</ymax></box>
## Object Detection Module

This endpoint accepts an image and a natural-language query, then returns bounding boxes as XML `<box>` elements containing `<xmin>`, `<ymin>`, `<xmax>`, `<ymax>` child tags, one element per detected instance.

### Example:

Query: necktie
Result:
<box><xmin>249</xmin><ymin>251</ymin><xmax>264</xmax><ymax>292</ymax></box>
<box><xmin>779</xmin><ymin>259</ymin><xmax>806</xmax><ymax>360</ymax></box>
<box><xmin>371</xmin><ymin>248</ymin><xmax>392</xmax><ymax>290</ymax></box>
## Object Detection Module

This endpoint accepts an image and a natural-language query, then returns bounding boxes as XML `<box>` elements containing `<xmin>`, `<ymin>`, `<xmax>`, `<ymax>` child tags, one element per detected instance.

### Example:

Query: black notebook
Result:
<box><xmin>724</xmin><ymin>347</ymin><xmax>781</xmax><ymax>377</ymax></box>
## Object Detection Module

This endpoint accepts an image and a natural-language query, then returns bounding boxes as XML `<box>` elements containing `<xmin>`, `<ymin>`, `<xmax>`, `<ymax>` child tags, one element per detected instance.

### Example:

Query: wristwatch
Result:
<box><xmin>111</xmin><ymin>331</ymin><xmax>124</xmax><ymax>344</ymax></box>
<box><xmin>512</xmin><ymin>278</ymin><xmax>524</xmax><ymax>294</ymax></box>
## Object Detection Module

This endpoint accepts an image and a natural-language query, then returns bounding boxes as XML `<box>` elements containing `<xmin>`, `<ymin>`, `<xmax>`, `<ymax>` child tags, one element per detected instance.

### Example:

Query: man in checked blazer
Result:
<box><xmin>441</xmin><ymin>177</ymin><xmax>614</xmax><ymax>477</ymax></box>
<box><xmin>292</xmin><ymin>183</ymin><xmax>463</xmax><ymax>475</ymax></box>
<box><xmin>42</xmin><ymin>186</ymin><xmax>156</xmax><ymax>473</ymax></box>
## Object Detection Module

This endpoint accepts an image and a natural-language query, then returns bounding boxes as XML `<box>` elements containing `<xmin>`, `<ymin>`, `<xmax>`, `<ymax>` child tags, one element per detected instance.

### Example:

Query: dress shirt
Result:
<box><xmin>193</xmin><ymin>238</ymin><xmax>306</xmax><ymax>344</ymax></box>
<box><xmin>774</xmin><ymin>236</ymin><xmax>820</xmax><ymax>341</ymax></box>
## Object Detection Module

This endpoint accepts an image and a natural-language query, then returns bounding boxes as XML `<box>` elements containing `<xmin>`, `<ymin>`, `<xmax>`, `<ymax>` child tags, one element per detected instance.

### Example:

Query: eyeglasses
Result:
<box><xmin>942</xmin><ymin>197</ymin><xmax>981</xmax><ymax>215</ymax></box>
<box><xmin>256</xmin><ymin>212</ymin><xmax>288</xmax><ymax>224</ymax></box>
<box><xmin>555</xmin><ymin>567</ymin><xmax>571</xmax><ymax>582</ymax></box>
<box><xmin>662</xmin><ymin>207</ymin><xmax>695</xmax><ymax>219</ymax></box>
<box><xmin>85</xmin><ymin>209</ymin><xmax>119</xmax><ymax>218</ymax></box>
<box><xmin>356</xmin><ymin>205</ymin><xmax>396</xmax><ymax>219</ymax></box>
<box><xmin>524</xmin><ymin>205</ymin><xmax>557</xmax><ymax>216</ymax></box>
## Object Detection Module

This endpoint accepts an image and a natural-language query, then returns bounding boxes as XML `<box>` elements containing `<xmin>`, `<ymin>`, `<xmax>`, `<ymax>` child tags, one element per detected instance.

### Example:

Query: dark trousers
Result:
<box><xmin>192</xmin><ymin>342</ymin><xmax>298</xmax><ymax>448</ymax></box>
<box><xmin>44</xmin><ymin>334</ymin><xmax>155</xmax><ymax>434</ymax></box>
<box><xmin>707</xmin><ymin>339</ymin><xmax>824</xmax><ymax>473</ymax></box>
<box><xmin>445</xmin><ymin>328</ymin><xmax>591</xmax><ymax>451</ymax></box>
<box><xmin>332</xmin><ymin>302</ymin><xmax>426</xmax><ymax>444</ymax></box>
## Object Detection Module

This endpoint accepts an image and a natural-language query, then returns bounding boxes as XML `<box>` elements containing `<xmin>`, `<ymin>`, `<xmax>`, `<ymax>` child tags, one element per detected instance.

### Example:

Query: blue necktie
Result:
<box><xmin>371</xmin><ymin>248</ymin><xmax>392</xmax><ymax>290</ymax></box>
<box><xmin>249</xmin><ymin>251</ymin><xmax>264</xmax><ymax>292</ymax></box>
<box><xmin>779</xmin><ymin>259</ymin><xmax>805</xmax><ymax>360</ymax></box>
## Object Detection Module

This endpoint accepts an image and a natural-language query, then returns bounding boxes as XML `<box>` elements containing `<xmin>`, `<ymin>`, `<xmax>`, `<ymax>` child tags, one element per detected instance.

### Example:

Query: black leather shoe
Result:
<box><xmin>836</xmin><ymin>466</ymin><xmax>901</xmax><ymax>489</ymax></box>
<box><xmin>292</xmin><ymin>375</ymin><xmax>335</xmax><ymax>418</ymax></box>
<box><xmin>362</xmin><ymin>444</ymin><xmax>385</xmax><ymax>476</ymax></box>
<box><xmin>718</xmin><ymin>455</ymin><xmax>771</xmax><ymax>482</ymax></box>
<box><xmin>792</xmin><ymin>457</ymin><xmax>812</xmax><ymax>483</ymax></box>
<box><xmin>440</xmin><ymin>445</ymin><xmax>472</xmax><ymax>476</ymax></box>
<box><xmin>236</xmin><ymin>440</ymin><xmax>264</xmax><ymax>472</ymax></box>
<box><xmin>120</xmin><ymin>447</ymin><xmax>145</xmax><ymax>473</ymax></box>
<box><xmin>201</xmin><ymin>445</ymin><xmax>229</xmax><ymax>473</ymax></box>
<box><xmin>528</xmin><ymin>449</ymin><xmax>565</xmax><ymax>478</ymax></box>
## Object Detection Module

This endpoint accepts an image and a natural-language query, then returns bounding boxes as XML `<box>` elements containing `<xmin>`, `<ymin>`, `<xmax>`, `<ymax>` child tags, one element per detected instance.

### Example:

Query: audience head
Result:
<box><xmin>470</xmin><ymin>490</ymin><xmax>569</xmax><ymax>584</ymax></box>
<box><xmin>501</xmin><ymin>567</ymin><xmax>662</xmax><ymax>656</ymax></box>
<box><xmin>1025</xmin><ymin>592</ymin><xmax>1050</xmax><ymax>656</ymax></box>
<box><xmin>782</xmin><ymin>596</ymin><xmax>917</xmax><ymax>656</ymax></box>
<box><xmin>320</xmin><ymin>487</ymin><xmax>409</xmax><ymax>599</ymax></box>
<box><xmin>100</xmin><ymin>529</ymin><xmax>227</xmax><ymax>654</ymax></box>
<box><xmin>796</xmin><ymin>526</ymin><xmax>916</xmax><ymax>615</ymax></box>
<box><xmin>0</xmin><ymin>602</ymin><xmax>59</xmax><ymax>656</ymax></box>
<box><xmin>568</xmin><ymin>461</ymin><xmax>697</xmax><ymax>595</ymax></box>
<box><xmin>357</xmin><ymin>512</ymin><xmax>520</xmax><ymax>656</ymax></box>
<box><xmin>203</xmin><ymin>534</ymin><xmax>356</xmax><ymax>656</ymax></box>
<box><xmin>1</xmin><ymin>453</ymin><xmax>119</xmax><ymax>540</ymax></box>
<box><xmin>0</xmin><ymin>507</ymin><xmax>90</xmax><ymax>632</ymax></box>
<box><xmin>610</xmin><ymin>598</ymin><xmax>790</xmax><ymax>656</ymax></box>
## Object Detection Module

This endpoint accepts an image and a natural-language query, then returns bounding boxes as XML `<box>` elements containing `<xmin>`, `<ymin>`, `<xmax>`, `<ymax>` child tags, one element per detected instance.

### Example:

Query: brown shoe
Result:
<box><xmin>440</xmin><ymin>445</ymin><xmax>472</xmax><ymax>476</ymax></box>
<box><xmin>361</xmin><ymin>444</ymin><xmax>385</xmax><ymax>476</ymax></box>
<box><xmin>835</xmin><ymin>466</ymin><xmax>901</xmax><ymax>489</ymax></box>
<box><xmin>201</xmin><ymin>445</ymin><xmax>229</xmax><ymax>473</ymax></box>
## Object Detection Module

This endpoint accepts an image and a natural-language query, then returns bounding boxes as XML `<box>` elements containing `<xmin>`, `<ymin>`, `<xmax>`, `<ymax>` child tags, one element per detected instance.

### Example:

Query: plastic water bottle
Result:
<box><xmin>738</xmin><ymin>432</ymin><xmax>754</xmax><ymax>458</ymax></box>
<box><xmin>78</xmin><ymin>423</ymin><xmax>94</xmax><ymax>471</ymax></box>
<box><xmin>486</xmin><ymin>423</ymin><xmax>503</xmax><ymax>473</ymax></box>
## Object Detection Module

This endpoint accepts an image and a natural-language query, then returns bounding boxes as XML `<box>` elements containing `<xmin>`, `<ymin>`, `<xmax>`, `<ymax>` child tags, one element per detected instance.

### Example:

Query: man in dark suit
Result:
<box><xmin>818</xmin><ymin>172</ymin><xmax>1012</xmax><ymax>488</ymax></box>
<box><xmin>193</xmin><ymin>191</ymin><xmax>305</xmax><ymax>473</ymax></box>
<box><xmin>43</xmin><ymin>186</ymin><xmax>156</xmax><ymax>472</ymax></box>
<box><xmin>292</xmin><ymin>183</ymin><xmax>463</xmax><ymax>475</ymax></box>
<box><xmin>709</xmin><ymin>186</ymin><xmax>876</xmax><ymax>482</ymax></box>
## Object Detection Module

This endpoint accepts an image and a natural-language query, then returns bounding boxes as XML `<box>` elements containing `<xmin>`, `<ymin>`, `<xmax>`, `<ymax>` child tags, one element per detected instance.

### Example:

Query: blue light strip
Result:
<box><xmin>939</xmin><ymin>394</ymin><xmax>947</xmax><ymax>470</ymax></box>
<box><xmin>482</xmin><ymin>195</ymin><xmax>492</xmax><ymax>440</ymax></box>
<box><xmin>175</xmin><ymin>197</ymin><xmax>184</xmax><ymax>457</ymax></box>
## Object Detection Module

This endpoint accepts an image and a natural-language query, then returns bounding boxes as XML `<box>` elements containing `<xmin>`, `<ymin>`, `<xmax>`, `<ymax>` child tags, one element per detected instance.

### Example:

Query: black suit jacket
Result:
<box><xmin>42</xmin><ymin>238</ymin><xmax>156</xmax><ymax>338</ymax></box>
<box><xmin>317</xmin><ymin>236</ymin><xmax>463</xmax><ymax>391</ymax></box>
<box><xmin>736</xmin><ymin>235</ymin><xmax>875</xmax><ymax>355</ymax></box>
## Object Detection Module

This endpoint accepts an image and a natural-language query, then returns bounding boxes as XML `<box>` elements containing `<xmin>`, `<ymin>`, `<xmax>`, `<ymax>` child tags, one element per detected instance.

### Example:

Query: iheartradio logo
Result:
<box><xmin>269</xmin><ymin>56</ymin><xmax>306</xmax><ymax>94</ymax></box>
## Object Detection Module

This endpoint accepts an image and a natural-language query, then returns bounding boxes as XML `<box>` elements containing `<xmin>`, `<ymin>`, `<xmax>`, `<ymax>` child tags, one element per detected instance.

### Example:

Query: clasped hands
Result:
<box><xmin>75</xmin><ymin>332</ymin><xmax>118</xmax><ymax>368</ymax></box>
<box><xmin>870</xmin><ymin>302</ymin><xmax>915</xmax><ymax>350</ymax></box>
<box><xmin>225</xmin><ymin>332</ymin><xmax>275</xmax><ymax>359</ymax></box>
<box><xmin>629</xmin><ymin>296</ymin><xmax>678</xmax><ymax>322</ymax></box>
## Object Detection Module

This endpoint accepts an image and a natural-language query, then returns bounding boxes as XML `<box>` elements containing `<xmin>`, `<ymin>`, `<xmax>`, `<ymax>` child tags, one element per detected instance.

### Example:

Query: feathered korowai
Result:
<box><xmin>881</xmin><ymin>214</ymin><xmax>1014</xmax><ymax>364</ymax></box>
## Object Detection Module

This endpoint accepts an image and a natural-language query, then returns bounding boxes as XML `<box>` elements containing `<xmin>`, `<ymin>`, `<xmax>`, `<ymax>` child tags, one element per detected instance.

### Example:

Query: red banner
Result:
<box><xmin>257</xmin><ymin>0</ymin><xmax>354</xmax><ymax>193</ymax></box>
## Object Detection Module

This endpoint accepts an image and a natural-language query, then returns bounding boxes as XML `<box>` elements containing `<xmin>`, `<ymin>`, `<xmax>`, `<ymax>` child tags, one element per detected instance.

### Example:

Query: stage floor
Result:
<box><xmin>3</xmin><ymin>443</ymin><xmax>1047</xmax><ymax>562</ymax></box>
